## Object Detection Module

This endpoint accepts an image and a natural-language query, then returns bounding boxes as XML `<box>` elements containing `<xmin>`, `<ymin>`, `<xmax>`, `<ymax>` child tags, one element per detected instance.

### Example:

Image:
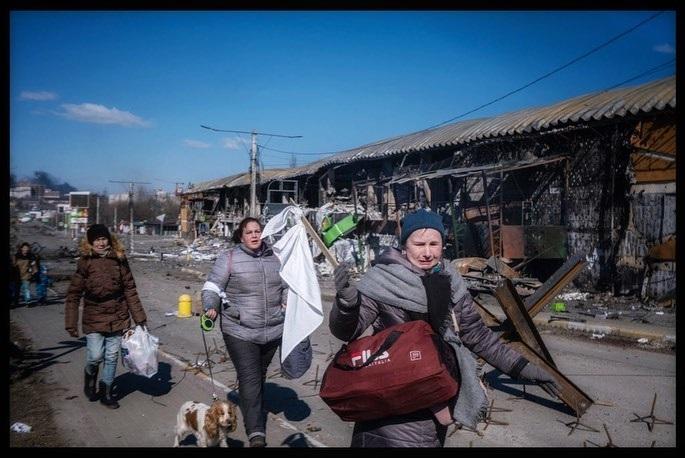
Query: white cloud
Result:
<box><xmin>184</xmin><ymin>139</ymin><xmax>211</xmax><ymax>148</ymax></box>
<box><xmin>653</xmin><ymin>43</ymin><xmax>675</xmax><ymax>54</ymax></box>
<box><xmin>58</xmin><ymin>103</ymin><xmax>150</xmax><ymax>127</ymax></box>
<box><xmin>222</xmin><ymin>136</ymin><xmax>249</xmax><ymax>150</ymax></box>
<box><xmin>20</xmin><ymin>90</ymin><xmax>58</xmax><ymax>101</ymax></box>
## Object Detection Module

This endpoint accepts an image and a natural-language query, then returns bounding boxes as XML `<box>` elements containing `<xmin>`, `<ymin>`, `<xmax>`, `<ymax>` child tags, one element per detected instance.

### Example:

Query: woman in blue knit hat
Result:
<box><xmin>328</xmin><ymin>208</ymin><xmax>561</xmax><ymax>447</ymax></box>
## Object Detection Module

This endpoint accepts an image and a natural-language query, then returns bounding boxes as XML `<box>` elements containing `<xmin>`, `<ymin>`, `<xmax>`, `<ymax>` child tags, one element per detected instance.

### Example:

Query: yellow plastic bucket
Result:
<box><xmin>178</xmin><ymin>294</ymin><xmax>193</xmax><ymax>318</ymax></box>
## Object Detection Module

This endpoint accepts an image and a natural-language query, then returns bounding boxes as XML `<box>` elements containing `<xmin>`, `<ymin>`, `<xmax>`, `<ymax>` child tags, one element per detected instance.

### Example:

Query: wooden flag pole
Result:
<box><xmin>288</xmin><ymin>199</ymin><xmax>339</xmax><ymax>268</ymax></box>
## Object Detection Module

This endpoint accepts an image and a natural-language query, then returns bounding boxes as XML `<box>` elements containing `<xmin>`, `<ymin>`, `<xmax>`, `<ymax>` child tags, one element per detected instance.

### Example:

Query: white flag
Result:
<box><xmin>261</xmin><ymin>206</ymin><xmax>323</xmax><ymax>362</ymax></box>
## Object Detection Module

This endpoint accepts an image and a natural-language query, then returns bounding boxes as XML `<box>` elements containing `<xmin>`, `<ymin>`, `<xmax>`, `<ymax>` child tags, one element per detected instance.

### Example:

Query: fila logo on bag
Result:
<box><xmin>350</xmin><ymin>349</ymin><xmax>390</xmax><ymax>367</ymax></box>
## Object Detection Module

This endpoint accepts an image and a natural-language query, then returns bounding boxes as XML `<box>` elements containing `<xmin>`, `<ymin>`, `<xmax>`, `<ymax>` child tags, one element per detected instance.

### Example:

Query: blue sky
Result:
<box><xmin>10</xmin><ymin>10</ymin><xmax>676</xmax><ymax>194</ymax></box>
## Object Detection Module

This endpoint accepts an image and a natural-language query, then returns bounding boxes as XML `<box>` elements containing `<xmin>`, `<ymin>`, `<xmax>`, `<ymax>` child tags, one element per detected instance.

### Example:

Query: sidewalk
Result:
<box><xmin>473</xmin><ymin>296</ymin><xmax>676</xmax><ymax>346</ymax></box>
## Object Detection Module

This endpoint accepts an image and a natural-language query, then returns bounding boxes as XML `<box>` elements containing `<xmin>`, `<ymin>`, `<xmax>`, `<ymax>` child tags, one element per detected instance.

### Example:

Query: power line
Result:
<box><xmin>258</xmin><ymin>144</ymin><xmax>336</xmax><ymax>156</ymax></box>
<box><xmin>152</xmin><ymin>177</ymin><xmax>184</xmax><ymax>184</ymax></box>
<box><xmin>208</xmin><ymin>12</ymin><xmax>668</xmax><ymax>168</ymax></box>
<box><xmin>202</xmin><ymin>125</ymin><xmax>302</xmax><ymax>216</ymax></box>
<box><xmin>200</xmin><ymin>125</ymin><xmax>302</xmax><ymax>138</ymax></box>
<box><xmin>259</xmin><ymin>60</ymin><xmax>673</xmax><ymax>166</ymax></box>
<box><xmin>600</xmin><ymin>59</ymin><xmax>674</xmax><ymax>93</ymax></box>
<box><xmin>271</xmin><ymin>10</ymin><xmax>666</xmax><ymax>158</ymax></box>
<box><xmin>430</xmin><ymin>10</ymin><xmax>665</xmax><ymax>128</ymax></box>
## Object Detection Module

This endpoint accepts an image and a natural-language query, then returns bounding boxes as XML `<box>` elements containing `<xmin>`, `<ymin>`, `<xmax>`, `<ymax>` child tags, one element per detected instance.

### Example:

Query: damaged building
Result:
<box><xmin>179</xmin><ymin>76</ymin><xmax>675</xmax><ymax>302</ymax></box>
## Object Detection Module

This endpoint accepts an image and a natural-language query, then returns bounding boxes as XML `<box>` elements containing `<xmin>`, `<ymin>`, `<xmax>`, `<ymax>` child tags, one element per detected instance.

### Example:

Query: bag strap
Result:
<box><xmin>333</xmin><ymin>329</ymin><xmax>403</xmax><ymax>371</ymax></box>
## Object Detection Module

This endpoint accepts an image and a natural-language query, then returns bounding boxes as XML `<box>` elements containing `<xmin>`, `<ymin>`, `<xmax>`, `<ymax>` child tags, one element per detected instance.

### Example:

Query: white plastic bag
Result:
<box><xmin>121</xmin><ymin>325</ymin><xmax>159</xmax><ymax>378</ymax></box>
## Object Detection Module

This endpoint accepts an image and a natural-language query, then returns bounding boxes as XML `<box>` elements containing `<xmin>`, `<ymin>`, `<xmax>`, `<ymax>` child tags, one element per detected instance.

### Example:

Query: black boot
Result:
<box><xmin>98</xmin><ymin>381</ymin><xmax>119</xmax><ymax>409</ymax></box>
<box><xmin>249</xmin><ymin>435</ymin><xmax>266</xmax><ymax>447</ymax></box>
<box><xmin>84</xmin><ymin>367</ymin><xmax>99</xmax><ymax>401</ymax></box>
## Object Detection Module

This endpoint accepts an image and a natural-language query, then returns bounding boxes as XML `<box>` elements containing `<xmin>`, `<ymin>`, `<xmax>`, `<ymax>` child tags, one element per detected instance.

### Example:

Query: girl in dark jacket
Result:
<box><xmin>330</xmin><ymin>209</ymin><xmax>560</xmax><ymax>447</ymax></box>
<box><xmin>65</xmin><ymin>224</ymin><xmax>147</xmax><ymax>409</ymax></box>
<box><xmin>202</xmin><ymin>217</ymin><xmax>288</xmax><ymax>448</ymax></box>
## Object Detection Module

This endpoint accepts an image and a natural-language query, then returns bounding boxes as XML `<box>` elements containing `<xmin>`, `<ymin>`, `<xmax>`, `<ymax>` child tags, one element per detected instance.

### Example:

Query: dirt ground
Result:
<box><xmin>9</xmin><ymin>321</ymin><xmax>68</xmax><ymax>447</ymax></box>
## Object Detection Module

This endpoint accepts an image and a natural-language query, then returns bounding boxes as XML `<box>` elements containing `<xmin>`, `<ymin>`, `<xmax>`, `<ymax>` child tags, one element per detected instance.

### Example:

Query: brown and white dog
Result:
<box><xmin>173</xmin><ymin>400</ymin><xmax>237</xmax><ymax>447</ymax></box>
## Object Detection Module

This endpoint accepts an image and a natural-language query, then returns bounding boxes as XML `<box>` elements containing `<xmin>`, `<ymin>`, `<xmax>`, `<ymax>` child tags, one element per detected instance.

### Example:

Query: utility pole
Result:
<box><xmin>250</xmin><ymin>131</ymin><xmax>258</xmax><ymax>217</ymax></box>
<box><xmin>109</xmin><ymin>180</ymin><xmax>151</xmax><ymax>254</ymax></box>
<box><xmin>201</xmin><ymin>125</ymin><xmax>302</xmax><ymax>217</ymax></box>
<box><xmin>96</xmin><ymin>195</ymin><xmax>100</xmax><ymax>224</ymax></box>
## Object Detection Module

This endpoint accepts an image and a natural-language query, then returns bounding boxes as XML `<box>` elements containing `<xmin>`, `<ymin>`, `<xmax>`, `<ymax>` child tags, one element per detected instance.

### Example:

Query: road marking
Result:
<box><xmin>157</xmin><ymin>348</ymin><xmax>327</xmax><ymax>448</ymax></box>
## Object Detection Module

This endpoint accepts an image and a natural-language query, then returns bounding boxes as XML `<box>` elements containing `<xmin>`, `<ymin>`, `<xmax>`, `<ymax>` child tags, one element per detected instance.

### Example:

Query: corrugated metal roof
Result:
<box><xmin>183</xmin><ymin>172</ymin><xmax>245</xmax><ymax>194</ymax></box>
<box><xmin>182</xmin><ymin>167</ymin><xmax>310</xmax><ymax>195</ymax></box>
<box><xmin>188</xmin><ymin>76</ymin><xmax>675</xmax><ymax>192</ymax></box>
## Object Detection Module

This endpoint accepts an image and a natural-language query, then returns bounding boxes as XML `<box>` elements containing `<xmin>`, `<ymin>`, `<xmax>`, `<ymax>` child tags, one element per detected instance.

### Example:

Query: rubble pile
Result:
<box><xmin>452</xmin><ymin>256</ymin><xmax>542</xmax><ymax>297</ymax></box>
<box><xmin>176</xmin><ymin>235</ymin><xmax>233</xmax><ymax>262</ymax></box>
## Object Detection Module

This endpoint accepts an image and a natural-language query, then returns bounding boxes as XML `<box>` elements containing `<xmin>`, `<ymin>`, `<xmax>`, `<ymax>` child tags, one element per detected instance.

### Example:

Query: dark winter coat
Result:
<box><xmin>65</xmin><ymin>235</ymin><xmax>147</xmax><ymax>335</ymax></box>
<box><xmin>329</xmin><ymin>247</ymin><xmax>527</xmax><ymax>447</ymax></box>
<box><xmin>202</xmin><ymin>243</ymin><xmax>288</xmax><ymax>344</ymax></box>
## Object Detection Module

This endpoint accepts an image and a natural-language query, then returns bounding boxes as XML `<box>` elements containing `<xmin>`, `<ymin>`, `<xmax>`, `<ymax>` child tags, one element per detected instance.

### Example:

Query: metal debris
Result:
<box><xmin>10</xmin><ymin>422</ymin><xmax>32</xmax><ymax>433</ymax></box>
<box><xmin>557</xmin><ymin>413</ymin><xmax>599</xmax><ymax>436</ymax></box>
<box><xmin>630</xmin><ymin>393</ymin><xmax>674</xmax><ymax>432</ymax></box>
<box><xmin>584</xmin><ymin>424</ymin><xmax>619</xmax><ymax>447</ymax></box>
<box><xmin>302</xmin><ymin>364</ymin><xmax>321</xmax><ymax>390</ymax></box>
<box><xmin>480</xmin><ymin>399</ymin><xmax>511</xmax><ymax>431</ymax></box>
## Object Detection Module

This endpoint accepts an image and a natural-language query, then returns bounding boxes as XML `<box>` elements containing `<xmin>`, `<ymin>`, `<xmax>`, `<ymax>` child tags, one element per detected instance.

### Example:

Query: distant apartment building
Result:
<box><xmin>11</xmin><ymin>184</ymin><xmax>61</xmax><ymax>203</ymax></box>
<box><xmin>42</xmin><ymin>188</ymin><xmax>62</xmax><ymax>202</ymax></box>
<box><xmin>10</xmin><ymin>186</ymin><xmax>32</xmax><ymax>198</ymax></box>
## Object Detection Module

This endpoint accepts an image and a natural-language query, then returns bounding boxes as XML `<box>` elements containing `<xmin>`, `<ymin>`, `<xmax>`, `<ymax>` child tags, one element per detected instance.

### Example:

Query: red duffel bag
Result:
<box><xmin>319</xmin><ymin>320</ymin><xmax>459</xmax><ymax>422</ymax></box>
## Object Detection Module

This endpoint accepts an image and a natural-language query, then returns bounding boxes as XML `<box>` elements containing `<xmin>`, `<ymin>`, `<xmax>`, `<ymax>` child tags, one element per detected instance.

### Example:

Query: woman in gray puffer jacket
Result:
<box><xmin>330</xmin><ymin>209</ymin><xmax>560</xmax><ymax>447</ymax></box>
<box><xmin>202</xmin><ymin>217</ymin><xmax>288</xmax><ymax>448</ymax></box>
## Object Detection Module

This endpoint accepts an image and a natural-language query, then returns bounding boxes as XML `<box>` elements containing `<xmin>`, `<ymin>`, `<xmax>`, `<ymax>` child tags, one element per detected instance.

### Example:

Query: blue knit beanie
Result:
<box><xmin>400</xmin><ymin>209</ymin><xmax>446</xmax><ymax>245</ymax></box>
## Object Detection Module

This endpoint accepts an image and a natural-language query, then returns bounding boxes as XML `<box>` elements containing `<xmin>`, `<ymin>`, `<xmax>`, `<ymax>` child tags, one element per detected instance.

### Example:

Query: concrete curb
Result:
<box><xmin>321</xmin><ymin>294</ymin><xmax>675</xmax><ymax>345</ymax></box>
<box><xmin>532</xmin><ymin>313</ymin><xmax>676</xmax><ymax>345</ymax></box>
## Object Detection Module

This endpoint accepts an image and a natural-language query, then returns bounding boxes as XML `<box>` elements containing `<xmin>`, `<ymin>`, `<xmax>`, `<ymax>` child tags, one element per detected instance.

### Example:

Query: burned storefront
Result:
<box><xmin>179</xmin><ymin>76</ymin><xmax>675</xmax><ymax>301</ymax></box>
<box><xmin>179</xmin><ymin>167</ymin><xmax>311</xmax><ymax>239</ymax></box>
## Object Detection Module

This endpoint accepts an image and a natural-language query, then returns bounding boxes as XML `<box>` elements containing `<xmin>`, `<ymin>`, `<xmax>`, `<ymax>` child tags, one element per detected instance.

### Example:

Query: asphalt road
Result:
<box><xmin>10</xmin><ymin>257</ymin><xmax>676</xmax><ymax>447</ymax></box>
<box><xmin>9</xmin><ymin>228</ymin><xmax>676</xmax><ymax>447</ymax></box>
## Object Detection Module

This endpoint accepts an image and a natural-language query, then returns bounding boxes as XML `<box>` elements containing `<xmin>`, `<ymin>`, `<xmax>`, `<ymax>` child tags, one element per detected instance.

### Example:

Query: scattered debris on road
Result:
<box><xmin>10</xmin><ymin>422</ymin><xmax>32</xmax><ymax>434</ymax></box>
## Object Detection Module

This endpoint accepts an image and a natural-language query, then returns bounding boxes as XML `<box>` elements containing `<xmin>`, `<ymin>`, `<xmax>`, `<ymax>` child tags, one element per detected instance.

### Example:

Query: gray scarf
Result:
<box><xmin>357</xmin><ymin>255</ymin><xmax>488</xmax><ymax>430</ymax></box>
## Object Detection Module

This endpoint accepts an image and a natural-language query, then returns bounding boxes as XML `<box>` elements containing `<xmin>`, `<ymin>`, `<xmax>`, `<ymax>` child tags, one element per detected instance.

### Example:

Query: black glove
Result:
<box><xmin>334</xmin><ymin>263</ymin><xmax>358</xmax><ymax>306</ymax></box>
<box><xmin>519</xmin><ymin>361</ymin><xmax>562</xmax><ymax>399</ymax></box>
<box><xmin>421</xmin><ymin>272</ymin><xmax>452</xmax><ymax>334</ymax></box>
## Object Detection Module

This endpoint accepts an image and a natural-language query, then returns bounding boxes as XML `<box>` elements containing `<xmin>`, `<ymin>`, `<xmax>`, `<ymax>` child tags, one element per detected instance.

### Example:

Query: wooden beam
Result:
<box><xmin>288</xmin><ymin>199</ymin><xmax>339</xmax><ymax>268</ymax></box>
<box><xmin>491</xmin><ymin>278</ymin><xmax>594</xmax><ymax>417</ymax></box>
<box><xmin>472</xmin><ymin>296</ymin><xmax>503</xmax><ymax>328</ymax></box>
<box><xmin>523</xmin><ymin>253</ymin><xmax>587</xmax><ymax>317</ymax></box>
<box><xmin>494</xmin><ymin>279</ymin><xmax>555</xmax><ymax>366</ymax></box>
<box><xmin>508</xmin><ymin>340</ymin><xmax>594</xmax><ymax>417</ymax></box>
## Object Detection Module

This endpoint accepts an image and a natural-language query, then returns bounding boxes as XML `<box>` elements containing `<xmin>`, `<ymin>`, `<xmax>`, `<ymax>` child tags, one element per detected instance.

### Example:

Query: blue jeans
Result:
<box><xmin>85</xmin><ymin>332</ymin><xmax>122</xmax><ymax>386</ymax></box>
<box><xmin>20</xmin><ymin>280</ymin><xmax>32</xmax><ymax>302</ymax></box>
